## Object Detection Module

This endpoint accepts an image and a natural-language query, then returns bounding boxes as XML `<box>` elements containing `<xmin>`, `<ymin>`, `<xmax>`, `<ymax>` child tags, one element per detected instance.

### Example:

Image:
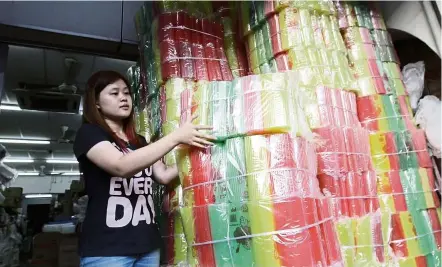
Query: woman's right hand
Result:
<box><xmin>173</xmin><ymin>114</ymin><xmax>216</xmax><ymax>148</ymax></box>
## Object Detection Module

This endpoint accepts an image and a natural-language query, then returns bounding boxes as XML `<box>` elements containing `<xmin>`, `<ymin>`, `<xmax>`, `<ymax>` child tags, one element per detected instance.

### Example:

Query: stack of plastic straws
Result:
<box><xmin>134</xmin><ymin>1</ymin><xmax>243</xmax><ymax>265</ymax></box>
<box><xmin>336</xmin><ymin>1</ymin><xmax>441</xmax><ymax>266</ymax></box>
<box><xmin>238</xmin><ymin>1</ymin><xmax>390</xmax><ymax>266</ymax></box>
<box><xmin>176</xmin><ymin>109</ymin><xmax>343</xmax><ymax>266</ymax></box>
<box><xmin>212</xmin><ymin>1</ymin><xmax>249</xmax><ymax>78</ymax></box>
<box><xmin>135</xmin><ymin>1</ymin><xmax>235</xmax><ymax>140</ymax></box>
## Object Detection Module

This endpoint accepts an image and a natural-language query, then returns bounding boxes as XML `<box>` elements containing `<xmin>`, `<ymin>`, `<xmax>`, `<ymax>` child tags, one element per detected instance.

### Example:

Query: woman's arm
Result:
<box><xmin>86</xmin><ymin>133</ymin><xmax>179</xmax><ymax>178</ymax></box>
<box><xmin>153</xmin><ymin>161</ymin><xmax>178</xmax><ymax>184</ymax></box>
<box><xmin>85</xmin><ymin>115</ymin><xmax>214</xmax><ymax>179</ymax></box>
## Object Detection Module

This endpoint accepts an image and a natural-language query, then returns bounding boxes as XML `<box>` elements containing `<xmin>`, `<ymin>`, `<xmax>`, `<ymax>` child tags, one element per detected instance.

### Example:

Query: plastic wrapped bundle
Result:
<box><xmin>277</xmin><ymin>7</ymin><xmax>325</xmax><ymax>51</ymax></box>
<box><xmin>334</xmin><ymin>211</ymin><xmax>385</xmax><ymax>267</ymax></box>
<box><xmin>179</xmin><ymin>138</ymin><xmax>246</xmax><ymax>266</ymax></box>
<box><xmin>356</xmin><ymin>94</ymin><xmax>416</xmax><ymax>133</ymax></box>
<box><xmin>389</xmin><ymin>209</ymin><xmax>442</xmax><ymax>266</ymax></box>
<box><xmin>243</xmin><ymin>134</ymin><xmax>336</xmax><ymax>267</ymax></box>
<box><xmin>240</xmin><ymin>1</ymin><xmax>265</xmax><ymax>37</ymax></box>
<box><xmin>375</xmin><ymin>44</ymin><xmax>400</xmax><ymax>64</ymax></box>
<box><xmin>400</xmin><ymin>168</ymin><xmax>440</xmax><ymax>211</ymax></box>
<box><xmin>181</xmin><ymin>73</ymin><xmax>295</xmax><ymax>138</ymax></box>
<box><xmin>149</xmin><ymin>92</ymin><xmax>162</xmax><ymax>140</ymax></box>
<box><xmin>273</xmin><ymin>0</ymin><xmax>335</xmax><ymax>15</ymax></box>
<box><xmin>127</xmin><ymin>65</ymin><xmax>142</xmax><ymax>109</ymax></box>
<box><xmin>135</xmin><ymin>6</ymin><xmax>162</xmax><ymax>97</ymax></box>
<box><xmin>296</xmin><ymin>87</ymin><xmax>360</xmax><ymax>131</ymax></box>
<box><xmin>126</xmin><ymin>64</ymin><xmax>151</xmax><ymax>140</ymax></box>
<box><xmin>161</xmin><ymin>79</ymin><xmax>194</xmax><ymax>166</ymax></box>
<box><xmin>335</xmin><ymin>1</ymin><xmax>384</xmax><ymax>30</ymax></box>
<box><xmin>161</xmin><ymin>211</ymin><xmax>188</xmax><ymax>266</ymax></box>
<box><xmin>315</xmin><ymin>126</ymin><xmax>371</xmax><ymax>175</ymax></box>
<box><xmin>216</xmin><ymin>8</ymin><xmax>249</xmax><ymax>77</ymax></box>
<box><xmin>178</xmin><ymin>134</ymin><xmax>343</xmax><ymax>267</ymax></box>
<box><xmin>147</xmin><ymin>10</ymin><xmax>233</xmax><ymax>84</ymax></box>
<box><xmin>240</xmin><ymin>73</ymin><xmax>291</xmax><ymax>135</ymax></box>
<box><xmin>245</xmin><ymin>25</ymin><xmax>266</xmax><ymax>71</ymax></box>
<box><xmin>369</xmin><ymin>130</ymin><xmax>436</xmax><ymax>177</ymax></box>
<box><xmin>180</xmin><ymin>80</ymin><xmax>231</xmax><ymax>141</ymax></box>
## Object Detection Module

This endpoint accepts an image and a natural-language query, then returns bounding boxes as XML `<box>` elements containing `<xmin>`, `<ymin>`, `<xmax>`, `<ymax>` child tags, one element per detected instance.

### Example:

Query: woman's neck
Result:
<box><xmin>104</xmin><ymin>118</ymin><xmax>126</xmax><ymax>139</ymax></box>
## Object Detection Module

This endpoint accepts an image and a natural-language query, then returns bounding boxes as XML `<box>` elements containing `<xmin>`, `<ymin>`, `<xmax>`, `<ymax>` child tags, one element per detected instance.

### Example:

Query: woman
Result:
<box><xmin>74</xmin><ymin>70</ymin><xmax>215</xmax><ymax>267</ymax></box>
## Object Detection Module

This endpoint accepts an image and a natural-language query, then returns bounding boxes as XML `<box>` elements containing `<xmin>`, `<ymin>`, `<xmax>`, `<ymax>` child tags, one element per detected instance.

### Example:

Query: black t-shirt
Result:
<box><xmin>73</xmin><ymin>123</ymin><xmax>161</xmax><ymax>257</ymax></box>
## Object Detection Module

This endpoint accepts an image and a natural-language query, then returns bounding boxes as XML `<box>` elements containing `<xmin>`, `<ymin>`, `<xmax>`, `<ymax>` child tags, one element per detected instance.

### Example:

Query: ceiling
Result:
<box><xmin>0</xmin><ymin>44</ymin><xmax>135</xmax><ymax>174</ymax></box>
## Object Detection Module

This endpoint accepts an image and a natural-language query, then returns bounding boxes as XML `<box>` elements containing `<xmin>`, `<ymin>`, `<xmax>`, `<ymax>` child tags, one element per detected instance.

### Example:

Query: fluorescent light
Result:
<box><xmin>0</xmin><ymin>139</ymin><xmax>50</xmax><ymax>145</ymax></box>
<box><xmin>46</xmin><ymin>159</ymin><xmax>77</xmax><ymax>164</ymax></box>
<box><xmin>3</xmin><ymin>158</ymin><xmax>34</xmax><ymax>163</ymax></box>
<box><xmin>61</xmin><ymin>172</ymin><xmax>82</xmax><ymax>176</ymax></box>
<box><xmin>25</xmin><ymin>194</ymin><xmax>52</xmax><ymax>198</ymax></box>
<box><xmin>0</xmin><ymin>104</ymin><xmax>21</xmax><ymax>111</ymax></box>
<box><xmin>18</xmin><ymin>172</ymin><xmax>40</xmax><ymax>176</ymax></box>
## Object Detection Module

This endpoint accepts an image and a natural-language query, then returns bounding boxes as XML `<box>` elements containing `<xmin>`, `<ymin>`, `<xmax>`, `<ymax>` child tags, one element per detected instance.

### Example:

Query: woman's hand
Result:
<box><xmin>172</xmin><ymin>114</ymin><xmax>216</xmax><ymax>148</ymax></box>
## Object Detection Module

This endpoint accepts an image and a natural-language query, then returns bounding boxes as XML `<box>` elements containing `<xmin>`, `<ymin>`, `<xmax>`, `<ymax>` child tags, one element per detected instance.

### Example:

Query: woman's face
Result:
<box><xmin>96</xmin><ymin>79</ymin><xmax>132</xmax><ymax>120</ymax></box>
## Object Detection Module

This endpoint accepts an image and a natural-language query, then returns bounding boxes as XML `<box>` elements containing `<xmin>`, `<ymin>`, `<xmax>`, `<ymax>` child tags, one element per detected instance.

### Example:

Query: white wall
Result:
<box><xmin>11</xmin><ymin>175</ymin><xmax>79</xmax><ymax>194</ymax></box>
<box><xmin>380</xmin><ymin>1</ymin><xmax>440</xmax><ymax>56</ymax></box>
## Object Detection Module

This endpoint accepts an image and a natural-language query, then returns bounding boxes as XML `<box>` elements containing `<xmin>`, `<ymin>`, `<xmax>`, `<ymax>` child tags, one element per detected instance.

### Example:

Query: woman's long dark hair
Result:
<box><xmin>82</xmin><ymin>70</ymin><xmax>141</xmax><ymax>149</ymax></box>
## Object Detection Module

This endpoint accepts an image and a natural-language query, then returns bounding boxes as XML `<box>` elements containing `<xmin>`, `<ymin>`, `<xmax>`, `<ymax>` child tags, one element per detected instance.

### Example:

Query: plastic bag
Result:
<box><xmin>415</xmin><ymin>95</ymin><xmax>441</xmax><ymax>158</ymax></box>
<box><xmin>402</xmin><ymin>61</ymin><xmax>425</xmax><ymax>110</ymax></box>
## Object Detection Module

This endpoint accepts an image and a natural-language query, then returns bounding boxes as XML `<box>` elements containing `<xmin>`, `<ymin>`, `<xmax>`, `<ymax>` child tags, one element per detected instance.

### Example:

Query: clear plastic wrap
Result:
<box><xmin>160</xmin><ymin>211</ymin><xmax>188</xmax><ymax>266</ymax></box>
<box><xmin>314</xmin><ymin>126</ymin><xmax>371</xmax><ymax>178</ymax></box>
<box><xmin>402</xmin><ymin>61</ymin><xmax>425</xmax><ymax>110</ymax></box>
<box><xmin>335</xmin><ymin>1</ymin><xmax>385</xmax><ymax>30</ymax></box>
<box><xmin>389</xmin><ymin>208</ymin><xmax>441</xmax><ymax>266</ymax></box>
<box><xmin>212</xmin><ymin>2</ymin><xmax>249</xmax><ymax>78</ymax></box>
<box><xmin>179</xmin><ymin>73</ymin><xmax>298</xmax><ymax>140</ymax></box>
<box><xmin>334</xmin><ymin>210</ymin><xmax>386</xmax><ymax>266</ymax></box>
<box><xmin>337</xmin><ymin>11</ymin><xmax>396</xmax><ymax>97</ymax></box>
<box><xmin>127</xmin><ymin>64</ymin><xmax>153</xmax><ymax>142</ymax></box>
<box><xmin>415</xmin><ymin>95</ymin><xmax>441</xmax><ymax>158</ymax></box>
<box><xmin>297</xmin><ymin>86</ymin><xmax>360</xmax><ymax>131</ymax></box>
<box><xmin>177</xmin><ymin>134</ymin><xmax>344</xmax><ymax>267</ymax></box>
<box><xmin>153</xmin><ymin>11</ymin><xmax>233</xmax><ymax>82</ymax></box>
<box><xmin>377</xmin><ymin>168</ymin><xmax>440</xmax><ymax>213</ymax></box>
<box><xmin>241</xmin><ymin>5</ymin><xmax>346</xmax><ymax>68</ymax></box>
<box><xmin>135</xmin><ymin>2</ymin><xmax>235</xmax><ymax>102</ymax></box>
<box><xmin>368</xmin><ymin>130</ymin><xmax>433</xmax><ymax>173</ymax></box>
<box><xmin>374</xmin><ymin>44</ymin><xmax>400</xmax><ymax>64</ymax></box>
<box><xmin>357</xmin><ymin>94</ymin><xmax>416</xmax><ymax>133</ymax></box>
<box><xmin>160</xmin><ymin>78</ymin><xmax>194</xmax><ymax>166</ymax></box>
<box><xmin>150</xmin><ymin>91</ymin><xmax>162</xmax><ymax>140</ymax></box>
